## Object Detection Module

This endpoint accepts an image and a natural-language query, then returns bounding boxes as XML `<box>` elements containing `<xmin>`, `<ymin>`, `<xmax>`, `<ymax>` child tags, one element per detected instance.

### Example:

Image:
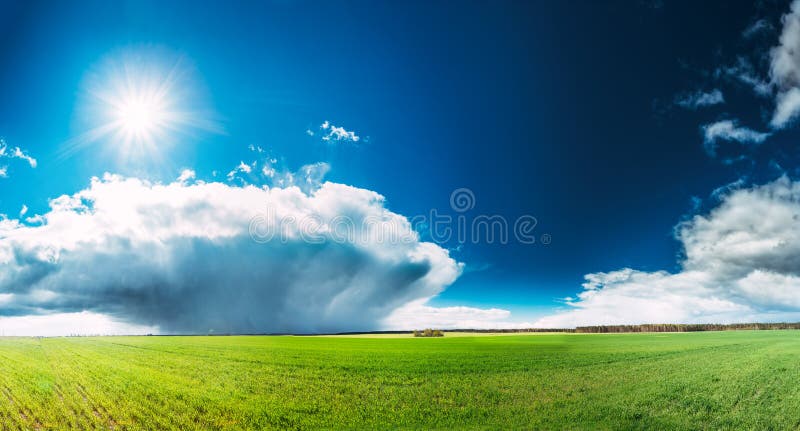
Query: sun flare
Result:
<box><xmin>68</xmin><ymin>48</ymin><xmax>219</xmax><ymax>164</ymax></box>
<box><xmin>118</xmin><ymin>98</ymin><xmax>162</xmax><ymax>135</ymax></box>
<box><xmin>111</xmin><ymin>86</ymin><xmax>172</xmax><ymax>148</ymax></box>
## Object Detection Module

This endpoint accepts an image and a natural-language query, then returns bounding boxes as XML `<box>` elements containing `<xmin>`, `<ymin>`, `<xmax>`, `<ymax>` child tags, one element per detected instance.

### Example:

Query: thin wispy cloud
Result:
<box><xmin>701</xmin><ymin>120</ymin><xmax>770</xmax><ymax>156</ymax></box>
<box><xmin>714</xmin><ymin>57</ymin><xmax>772</xmax><ymax>98</ymax></box>
<box><xmin>0</xmin><ymin>139</ymin><xmax>37</xmax><ymax>178</ymax></box>
<box><xmin>742</xmin><ymin>18</ymin><xmax>773</xmax><ymax>39</ymax></box>
<box><xmin>674</xmin><ymin>89</ymin><xmax>724</xmax><ymax>109</ymax></box>
<box><xmin>226</xmin><ymin>161</ymin><xmax>254</xmax><ymax>182</ymax></box>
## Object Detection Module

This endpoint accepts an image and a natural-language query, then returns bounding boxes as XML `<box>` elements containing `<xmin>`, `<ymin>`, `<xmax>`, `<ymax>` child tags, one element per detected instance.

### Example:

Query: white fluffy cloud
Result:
<box><xmin>701</xmin><ymin>120</ymin><xmax>770</xmax><ymax>155</ymax></box>
<box><xmin>770</xmin><ymin>0</ymin><xmax>800</xmax><ymax>127</ymax></box>
<box><xmin>0</xmin><ymin>174</ymin><xmax>466</xmax><ymax>334</ymax></box>
<box><xmin>536</xmin><ymin>177</ymin><xmax>800</xmax><ymax>327</ymax></box>
<box><xmin>320</xmin><ymin>120</ymin><xmax>360</xmax><ymax>143</ymax></box>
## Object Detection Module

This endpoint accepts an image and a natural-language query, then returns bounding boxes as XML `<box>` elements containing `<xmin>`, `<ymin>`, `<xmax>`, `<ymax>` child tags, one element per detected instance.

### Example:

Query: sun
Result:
<box><xmin>116</xmin><ymin>95</ymin><xmax>166</xmax><ymax>138</ymax></box>
<box><xmin>66</xmin><ymin>47</ymin><xmax>220</xmax><ymax>165</ymax></box>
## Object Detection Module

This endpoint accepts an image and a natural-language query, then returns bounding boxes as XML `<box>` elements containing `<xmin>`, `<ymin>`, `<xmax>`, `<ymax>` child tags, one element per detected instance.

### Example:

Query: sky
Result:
<box><xmin>3</xmin><ymin>0</ymin><xmax>800</xmax><ymax>334</ymax></box>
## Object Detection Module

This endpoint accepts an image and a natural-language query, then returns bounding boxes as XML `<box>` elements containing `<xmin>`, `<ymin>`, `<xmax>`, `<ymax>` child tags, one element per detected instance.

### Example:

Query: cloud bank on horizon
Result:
<box><xmin>7</xmin><ymin>165</ymin><xmax>800</xmax><ymax>332</ymax></box>
<box><xmin>535</xmin><ymin>177</ymin><xmax>800</xmax><ymax>327</ymax></box>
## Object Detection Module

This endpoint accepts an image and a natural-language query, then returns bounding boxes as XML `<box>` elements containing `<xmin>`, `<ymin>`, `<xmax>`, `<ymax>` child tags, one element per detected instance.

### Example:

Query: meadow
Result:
<box><xmin>0</xmin><ymin>331</ymin><xmax>798</xmax><ymax>429</ymax></box>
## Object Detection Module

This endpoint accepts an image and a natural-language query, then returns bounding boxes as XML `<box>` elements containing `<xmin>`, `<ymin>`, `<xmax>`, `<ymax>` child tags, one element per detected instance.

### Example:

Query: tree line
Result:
<box><xmin>418</xmin><ymin>323</ymin><xmax>800</xmax><ymax>334</ymax></box>
<box><xmin>574</xmin><ymin>323</ymin><xmax>800</xmax><ymax>333</ymax></box>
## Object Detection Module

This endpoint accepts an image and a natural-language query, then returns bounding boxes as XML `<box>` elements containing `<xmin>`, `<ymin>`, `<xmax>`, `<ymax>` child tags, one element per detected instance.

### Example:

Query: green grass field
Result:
<box><xmin>0</xmin><ymin>331</ymin><xmax>798</xmax><ymax>430</ymax></box>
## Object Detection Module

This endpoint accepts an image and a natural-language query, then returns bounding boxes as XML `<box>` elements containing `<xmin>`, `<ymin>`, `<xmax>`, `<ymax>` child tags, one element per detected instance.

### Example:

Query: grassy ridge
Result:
<box><xmin>0</xmin><ymin>332</ymin><xmax>797</xmax><ymax>429</ymax></box>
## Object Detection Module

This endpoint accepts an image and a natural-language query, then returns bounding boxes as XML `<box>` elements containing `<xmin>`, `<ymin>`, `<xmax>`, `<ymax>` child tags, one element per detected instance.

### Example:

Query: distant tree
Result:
<box><xmin>413</xmin><ymin>329</ymin><xmax>445</xmax><ymax>337</ymax></box>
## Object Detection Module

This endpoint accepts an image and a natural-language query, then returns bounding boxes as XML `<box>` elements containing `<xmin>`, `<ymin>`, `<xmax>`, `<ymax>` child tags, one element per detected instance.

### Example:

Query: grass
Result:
<box><xmin>0</xmin><ymin>331</ymin><xmax>798</xmax><ymax>429</ymax></box>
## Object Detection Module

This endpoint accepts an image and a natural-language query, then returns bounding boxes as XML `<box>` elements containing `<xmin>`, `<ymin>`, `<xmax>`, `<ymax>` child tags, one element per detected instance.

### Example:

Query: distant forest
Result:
<box><xmin>443</xmin><ymin>323</ymin><xmax>800</xmax><ymax>334</ymax></box>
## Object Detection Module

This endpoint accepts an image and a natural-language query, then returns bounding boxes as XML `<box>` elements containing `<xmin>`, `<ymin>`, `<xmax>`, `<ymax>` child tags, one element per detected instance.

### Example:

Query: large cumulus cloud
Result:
<box><xmin>0</xmin><ymin>174</ymin><xmax>462</xmax><ymax>334</ymax></box>
<box><xmin>536</xmin><ymin>177</ymin><xmax>800</xmax><ymax>327</ymax></box>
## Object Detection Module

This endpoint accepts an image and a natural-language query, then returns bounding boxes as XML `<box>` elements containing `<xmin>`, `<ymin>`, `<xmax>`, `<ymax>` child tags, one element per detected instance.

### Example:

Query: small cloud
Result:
<box><xmin>742</xmin><ymin>18</ymin><xmax>773</xmax><ymax>39</ymax></box>
<box><xmin>463</xmin><ymin>262</ymin><xmax>492</xmax><ymax>273</ymax></box>
<box><xmin>305</xmin><ymin>129</ymin><xmax>315</xmax><ymax>136</ymax></box>
<box><xmin>319</xmin><ymin>121</ymin><xmax>360</xmax><ymax>143</ymax></box>
<box><xmin>715</xmin><ymin>57</ymin><xmax>772</xmax><ymax>97</ymax></box>
<box><xmin>12</xmin><ymin>147</ymin><xmax>36</xmax><ymax>168</ymax></box>
<box><xmin>771</xmin><ymin>88</ymin><xmax>800</xmax><ymax>128</ymax></box>
<box><xmin>177</xmin><ymin>169</ymin><xmax>196</xmax><ymax>184</ymax></box>
<box><xmin>262</xmin><ymin>165</ymin><xmax>276</xmax><ymax>178</ymax></box>
<box><xmin>19</xmin><ymin>205</ymin><xmax>27</xmax><ymax>218</ymax></box>
<box><xmin>0</xmin><ymin>139</ymin><xmax>37</xmax><ymax>177</ymax></box>
<box><xmin>25</xmin><ymin>214</ymin><xmax>45</xmax><ymax>225</ymax></box>
<box><xmin>701</xmin><ymin>120</ymin><xmax>770</xmax><ymax>156</ymax></box>
<box><xmin>226</xmin><ymin>161</ymin><xmax>253</xmax><ymax>182</ymax></box>
<box><xmin>674</xmin><ymin>89</ymin><xmax>724</xmax><ymax>109</ymax></box>
<box><xmin>709</xmin><ymin>177</ymin><xmax>747</xmax><ymax>201</ymax></box>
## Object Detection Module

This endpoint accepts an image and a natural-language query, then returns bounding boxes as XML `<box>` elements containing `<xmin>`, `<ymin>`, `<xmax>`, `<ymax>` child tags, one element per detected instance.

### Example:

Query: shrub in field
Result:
<box><xmin>414</xmin><ymin>329</ymin><xmax>444</xmax><ymax>337</ymax></box>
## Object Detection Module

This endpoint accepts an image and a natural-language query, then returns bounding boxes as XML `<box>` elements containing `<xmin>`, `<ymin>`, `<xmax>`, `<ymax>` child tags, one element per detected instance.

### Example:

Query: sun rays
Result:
<box><xmin>65</xmin><ymin>47</ymin><xmax>220</xmax><ymax>167</ymax></box>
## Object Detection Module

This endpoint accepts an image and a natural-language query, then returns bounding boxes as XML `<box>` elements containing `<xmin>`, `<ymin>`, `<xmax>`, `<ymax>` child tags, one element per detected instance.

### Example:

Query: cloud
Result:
<box><xmin>384</xmin><ymin>299</ymin><xmax>532</xmax><ymax>330</ymax></box>
<box><xmin>226</xmin><ymin>161</ymin><xmax>253</xmax><ymax>181</ymax></box>
<box><xmin>701</xmin><ymin>120</ymin><xmax>770</xmax><ymax>156</ymax></box>
<box><xmin>772</xmin><ymin>88</ymin><xmax>800</xmax><ymax>128</ymax></box>
<box><xmin>320</xmin><ymin>120</ymin><xmax>360</xmax><ymax>143</ymax></box>
<box><xmin>711</xmin><ymin>3</ymin><xmax>800</xmax><ymax>129</ymax></box>
<box><xmin>770</xmin><ymin>0</ymin><xmax>800</xmax><ymax>127</ymax></box>
<box><xmin>0</xmin><ymin>312</ymin><xmax>155</xmax><ymax>337</ymax></box>
<box><xmin>0</xmin><ymin>173</ymin><xmax>464</xmax><ymax>334</ymax></box>
<box><xmin>535</xmin><ymin>177</ymin><xmax>800</xmax><ymax>327</ymax></box>
<box><xmin>11</xmin><ymin>147</ymin><xmax>37</xmax><ymax>168</ymax></box>
<box><xmin>674</xmin><ymin>89</ymin><xmax>724</xmax><ymax>109</ymax></box>
<box><xmin>0</xmin><ymin>139</ymin><xmax>37</xmax><ymax>178</ymax></box>
<box><xmin>715</xmin><ymin>57</ymin><xmax>772</xmax><ymax>97</ymax></box>
<box><xmin>225</xmin><ymin>154</ymin><xmax>333</xmax><ymax>194</ymax></box>
<box><xmin>743</xmin><ymin>18</ymin><xmax>773</xmax><ymax>39</ymax></box>
<box><xmin>176</xmin><ymin>169</ymin><xmax>196</xmax><ymax>184</ymax></box>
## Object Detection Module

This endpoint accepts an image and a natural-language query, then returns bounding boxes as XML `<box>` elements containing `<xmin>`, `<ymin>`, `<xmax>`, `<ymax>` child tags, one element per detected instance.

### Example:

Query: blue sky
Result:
<box><xmin>4</xmin><ymin>0</ymin><xmax>800</xmax><ymax>334</ymax></box>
